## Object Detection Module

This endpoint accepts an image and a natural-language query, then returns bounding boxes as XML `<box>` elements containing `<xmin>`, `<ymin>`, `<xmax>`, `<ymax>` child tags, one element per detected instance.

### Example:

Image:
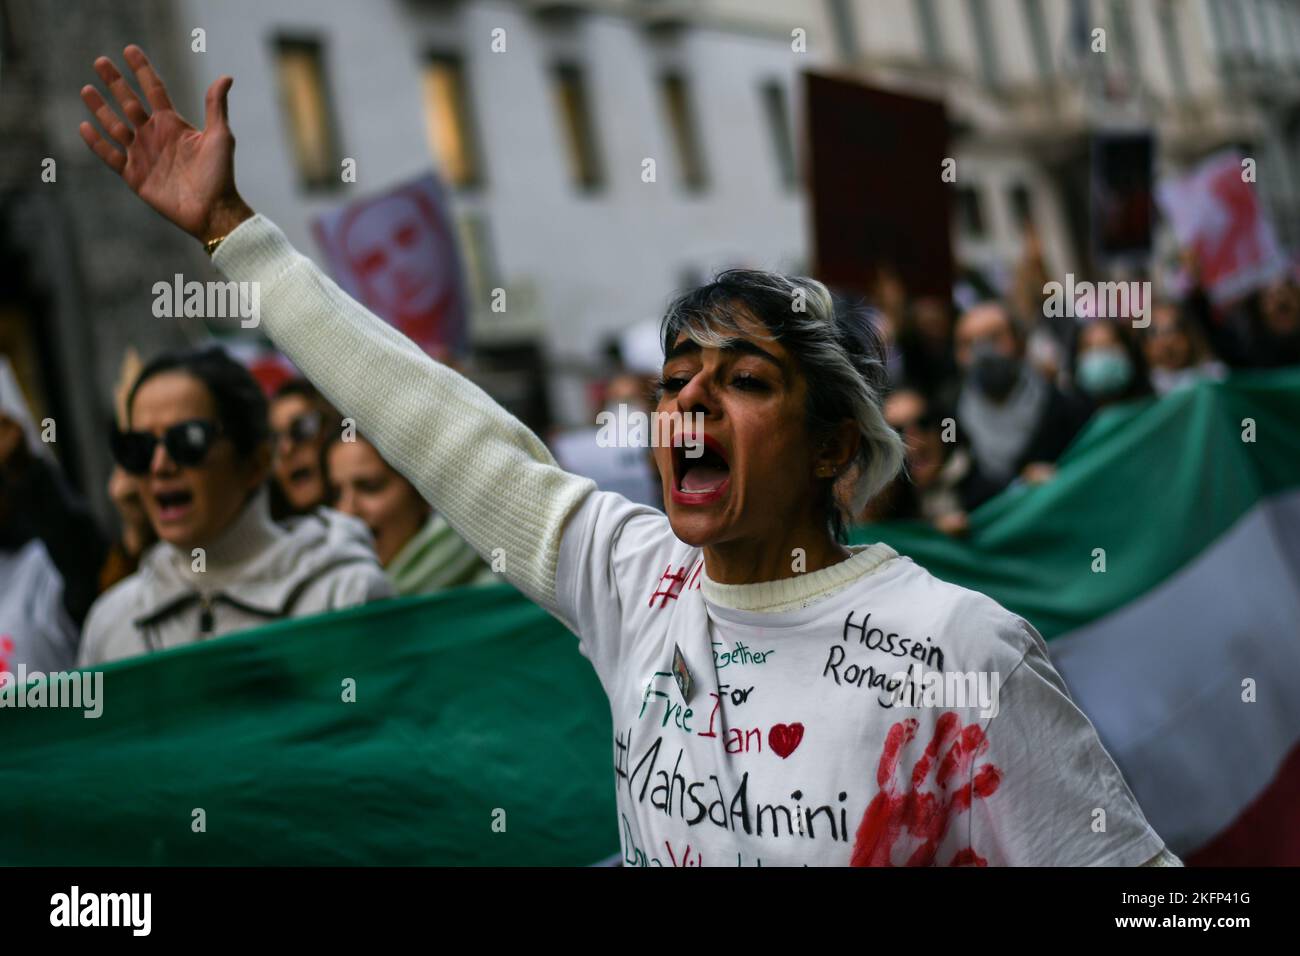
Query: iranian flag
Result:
<box><xmin>853</xmin><ymin>367</ymin><xmax>1300</xmax><ymax>865</ymax></box>
<box><xmin>1</xmin><ymin>370</ymin><xmax>1294</xmax><ymax>865</ymax></box>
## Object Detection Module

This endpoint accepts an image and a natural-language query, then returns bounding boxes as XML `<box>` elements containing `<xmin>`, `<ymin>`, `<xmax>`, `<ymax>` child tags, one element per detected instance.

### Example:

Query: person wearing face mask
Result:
<box><xmin>1073</xmin><ymin>318</ymin><xmax>1152</xmax><ymax>408</ymax></box>
<box><xmin>953</xmin><ymin>302</ymin><xmax>1092</xmax><ymax>509</ymax></box>
<box><xmin>78</xmin><ymin>347</ymin><xmax>393</xmax><ymax>667</ymax></box>
<box><xmin>323</xmin><ymin>431</ymin><xmax>493</xmax><ymax>595</ymax></box>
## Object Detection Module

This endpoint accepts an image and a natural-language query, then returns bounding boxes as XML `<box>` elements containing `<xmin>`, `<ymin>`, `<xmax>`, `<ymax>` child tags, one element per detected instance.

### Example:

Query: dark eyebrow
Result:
<box><xmin>664</xmin><ymin>336</ymin><xmax>784</xmax><ymax>372</ymax></box>
<box><xmin>724</xmin><ymin>338</ymin><xmax>784</xmax><ymax>371</ymax></box>
<box><xmin>664</xmin><ymin>338</ymin><xmax>702</xmax><ymax>361</ymax></box>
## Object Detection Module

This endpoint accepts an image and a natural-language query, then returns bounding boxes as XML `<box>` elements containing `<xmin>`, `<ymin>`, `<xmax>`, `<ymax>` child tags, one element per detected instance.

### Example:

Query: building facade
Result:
<box><xmin>813</xmin><ymin>0</ymin><xmax>1300</xmax><ymax>280</ymax></box>
<box><xmin>1</xmin><ymin>0</ymin><xmax>1297</xmax><ymax>515</ymax></box>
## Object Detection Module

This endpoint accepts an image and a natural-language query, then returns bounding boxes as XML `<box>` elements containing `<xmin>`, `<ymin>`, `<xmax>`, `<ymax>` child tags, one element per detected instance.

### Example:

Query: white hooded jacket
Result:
<box><xmin>78</xmin><ymin>486</ymin><xmax>392</xmax><ymax>667</ymax></box>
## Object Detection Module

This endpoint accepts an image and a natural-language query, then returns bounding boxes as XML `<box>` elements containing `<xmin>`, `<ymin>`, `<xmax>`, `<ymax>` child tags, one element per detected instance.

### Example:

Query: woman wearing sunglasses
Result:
<box><xmin>268</xmin><ymin>378</ymin><xmax>340</xmax><ymax>520</ymax></box>
<box><xmin>78</xmin><ymin>347</ymin><xmax>392</xmax><ymax>667</ymax></box>
<box><xmin>78</xmin><ymin>48</ymin><xmax>1178</xmax><ymax>865</ymax></box>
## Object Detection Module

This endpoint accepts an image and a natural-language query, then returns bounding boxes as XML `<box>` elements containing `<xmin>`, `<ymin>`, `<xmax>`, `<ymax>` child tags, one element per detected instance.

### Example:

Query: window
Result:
<box><xmin>760</xmin><ymin>80</ymin><xmax>797</xmax><ymax>191</ymax></box>
<box><xmin>1264</xmin><ymin>0</ymin><xmax>1293</xmax><ymax>64</ymax></box>
<box><xmin>1108</xmin><ymin>0</ymin><xmax>1142</xmax><ymax>92</ymax></box>
<box><xmin>1286</xmin><ymin>1</ymin><xmax>1300</xmax><ymax>63</ymax></box>
<box><xmin>914</xmin><ymin>0</ymin><xmax>945</xmax><ymax>65</ymax></box>
<box><xmin>968</xmin><ymin>0</ymin><xmax>1002</xmax><ymax>88</ymax></box>
<box><xmin>551</xmin><ymin>63</ymin><xmax>603</xmax><ymax>191</ymax></box>
<box><xmin>1020</xmin><ymin>0</ymin><xmax>1053</xmax><ymax>81</ymax></box>
<box><xmin>1205</xmin><ymin>0</ymin><xmax>1236</xmax><ymax>78</ymax></box>
<box><xmin>422</xmin><ymin>53</ymin><xmax>483</xmax><ymax>188</ymax></box>
<box><xmin>1215</xmin><ymin>0</ymin><xmax>1249</xmax><ymax>64</ymax></box>
<box><xmin>659</xmin><ymin>72</ymin><xmax>707</xmax><ymax>192</ymax></box>
<box><xmin>1008</xmin><ymin>182</ymin><xmax>1035</xmax><ymax>230</ymax></box>
<box><xmin>455</xmin><ymin>213</ymin><xmax>499</xmax><ymax>309</ymax></box>
<box><xmin>1290</xmin><ymin>1</ymin><xmax>1300</xmax><ymax>62</ymax></box>
<box><xmin>273</xmin><ymin>37</ymin><xmax>342</xmax><ymax>191</ymax></box>
<box><xmin>1156</xmin><ymin>0</ymin><xmax>1190</xmax><ymax>95</ymax></box>
<box><xmin>826</xmin><ymin>0</ymin><xmax>859</xmax><ymax>62</ymax></box>
<box><xmin>1249</xmin><ymin>0</ymin><xmax>1277</xmax><ymax>63</ymax></box>
<box><xmin>955</xmin><ymin>185</ymin><xmax>986</xmax><ymax>239</ymax></box>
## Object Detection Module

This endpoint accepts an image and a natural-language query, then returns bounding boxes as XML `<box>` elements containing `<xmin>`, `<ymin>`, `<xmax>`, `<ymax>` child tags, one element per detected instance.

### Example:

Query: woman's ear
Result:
<box><xmin>815</xmin><ymin>420</ymin><xmax>861</xmax><ymax>478</ymax></box>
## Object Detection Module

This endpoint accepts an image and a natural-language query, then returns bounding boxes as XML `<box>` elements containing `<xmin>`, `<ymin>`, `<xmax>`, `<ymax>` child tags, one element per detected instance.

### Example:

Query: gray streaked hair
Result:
<box><xmin>659</xmin><ymin>269</ymin><xmax>905</xmax><ymax>541</ymax></box>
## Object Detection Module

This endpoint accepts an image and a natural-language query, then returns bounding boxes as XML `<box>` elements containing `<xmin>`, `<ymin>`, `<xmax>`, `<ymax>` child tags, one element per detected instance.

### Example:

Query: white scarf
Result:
<box><xmin>957</xmin><ymin>367</ymin><xmax>1049</xmax><ymax>483</ymax></box>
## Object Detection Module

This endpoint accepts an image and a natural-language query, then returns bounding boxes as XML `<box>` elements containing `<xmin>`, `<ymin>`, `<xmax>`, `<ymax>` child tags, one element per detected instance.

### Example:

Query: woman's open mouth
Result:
<box><xmin>154</xmin><ymin>488</ymin><xmax>194</xmax><ymax>522</ymax></box>
<box><xmin>671</xmin><ymin>433</ymin><xmax>731</xmax><ymax>506</ymax></box>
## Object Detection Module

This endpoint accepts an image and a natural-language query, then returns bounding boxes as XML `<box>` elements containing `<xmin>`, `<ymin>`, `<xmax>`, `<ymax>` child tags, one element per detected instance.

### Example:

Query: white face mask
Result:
<box><xmin>1077</xmin><ymin>346</ymin><xmax>1133</xmax><ymax>396</ymax></box>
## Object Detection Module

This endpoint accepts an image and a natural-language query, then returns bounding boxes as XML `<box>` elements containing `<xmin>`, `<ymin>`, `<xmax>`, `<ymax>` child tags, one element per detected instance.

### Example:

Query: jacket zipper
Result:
<box><xmin>198</xmin><ymin>594</ymin><xmax>215</xmax><ymax>637</ymax></box>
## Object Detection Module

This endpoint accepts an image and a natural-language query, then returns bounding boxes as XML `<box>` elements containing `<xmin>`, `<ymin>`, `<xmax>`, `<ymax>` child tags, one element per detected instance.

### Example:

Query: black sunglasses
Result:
<box><xmin>111</xmin><ymin>419</ymin><xmax>225</xmax><ymax>475</ymax></box>
<box><xmin>272</xmin><ymin>410</ymin><xmax>324</xmax><ymax>449</ymax></box>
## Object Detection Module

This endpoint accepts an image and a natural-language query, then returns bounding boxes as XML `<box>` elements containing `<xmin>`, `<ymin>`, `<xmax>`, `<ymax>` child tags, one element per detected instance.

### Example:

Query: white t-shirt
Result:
<box><xmin>557</xmin><ymin>491</ymin><xmax>1167</xmax><ymax>867</ymax></box>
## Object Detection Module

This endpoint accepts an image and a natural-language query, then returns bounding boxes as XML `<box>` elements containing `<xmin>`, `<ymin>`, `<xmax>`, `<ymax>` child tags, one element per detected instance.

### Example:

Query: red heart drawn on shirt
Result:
<box><xmin>769</xmin><ymin>722</ymin><xmax>804</xmax><ymax>759</ymax></box>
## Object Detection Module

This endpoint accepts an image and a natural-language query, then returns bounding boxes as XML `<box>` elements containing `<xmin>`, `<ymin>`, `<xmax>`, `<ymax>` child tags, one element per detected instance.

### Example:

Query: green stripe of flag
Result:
<box><xmin>851</xmin><ymin>368</ymin><xmax>1300</xmax><ymax>640</ymax></box>
<box><xmin>1</xmin><ymin>586</ymin><xmax>616</xmax><ymax>866</ymax></box>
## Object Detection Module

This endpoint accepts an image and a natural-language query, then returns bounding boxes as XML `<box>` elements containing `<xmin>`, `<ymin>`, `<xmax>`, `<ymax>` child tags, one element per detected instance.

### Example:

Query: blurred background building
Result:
<box><xmin>1</xmin><ymin>0</ymin><xmax>1298</xmax><ymax>519</ymax></box>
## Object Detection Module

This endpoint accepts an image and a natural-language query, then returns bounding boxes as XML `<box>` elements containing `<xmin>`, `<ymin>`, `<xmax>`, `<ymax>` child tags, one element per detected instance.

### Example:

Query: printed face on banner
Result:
<box><xmin>315</xmin><ymin>176</ymin><xmax>468</xmax><ymax>359</ymax></box>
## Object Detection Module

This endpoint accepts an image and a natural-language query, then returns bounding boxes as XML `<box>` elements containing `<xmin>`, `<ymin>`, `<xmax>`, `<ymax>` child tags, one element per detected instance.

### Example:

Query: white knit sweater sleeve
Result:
<box><xmin>212</xmin><ymin>214</ymin><xmax>595</xmax><ymax>616</ymax></box>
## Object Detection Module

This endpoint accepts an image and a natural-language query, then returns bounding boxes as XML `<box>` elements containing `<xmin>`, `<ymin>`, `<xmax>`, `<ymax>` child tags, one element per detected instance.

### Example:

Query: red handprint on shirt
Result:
<box><xmin>851</xmin><ymin>712</ymin><xmax>1002</xmax><ymax>867</ymax></box>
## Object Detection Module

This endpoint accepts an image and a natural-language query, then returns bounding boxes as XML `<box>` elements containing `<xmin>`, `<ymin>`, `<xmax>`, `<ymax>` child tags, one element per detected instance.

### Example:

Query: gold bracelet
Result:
<box><xmin>203</xmin><ymin>234</ymin><xmax>227</xmax><ymax>257</ymax></box>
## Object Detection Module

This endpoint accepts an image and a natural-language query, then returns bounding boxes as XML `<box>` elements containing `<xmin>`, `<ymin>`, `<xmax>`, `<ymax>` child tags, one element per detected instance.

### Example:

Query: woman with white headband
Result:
<box><xmin>79</xmin><ymin>47</ymin><xmax>1179</xmax><ymax>867</ymax></box>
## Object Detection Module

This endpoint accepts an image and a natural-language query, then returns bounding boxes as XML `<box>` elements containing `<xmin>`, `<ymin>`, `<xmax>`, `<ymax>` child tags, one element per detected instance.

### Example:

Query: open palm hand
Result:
<box><xmin>79</xmin><ymin>45</ymin><xmax>250</xmax><ymax>242</ymax></box>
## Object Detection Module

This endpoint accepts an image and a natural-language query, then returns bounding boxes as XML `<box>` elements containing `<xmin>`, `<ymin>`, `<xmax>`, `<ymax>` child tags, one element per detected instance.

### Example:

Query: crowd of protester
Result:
<box><xmin>855</xmin><ymin>241</ymin><xmax>1300</xmax><ymax>532</ymax></box>
<box><xmin>1</xmin><ymin>233</ymin><xmax>1297</xmax><ymax>676</ymax></box>
<box><xmin>0</xmin><ymin>344</ymin><xmax>492</xmax><ymax>676</ymax></box>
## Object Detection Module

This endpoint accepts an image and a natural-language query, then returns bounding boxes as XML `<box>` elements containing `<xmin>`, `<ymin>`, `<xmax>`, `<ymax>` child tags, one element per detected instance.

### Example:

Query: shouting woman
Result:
<box><xmin>79</xmin><ymin>47</ymin><xmax>1178</xmax><ymax>866</ymax></box>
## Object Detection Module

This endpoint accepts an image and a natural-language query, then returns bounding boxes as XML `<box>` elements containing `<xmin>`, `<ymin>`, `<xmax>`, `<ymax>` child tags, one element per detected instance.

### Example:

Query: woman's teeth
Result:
<box><xmin>680</xmin><ymin>465</ymin><xmax>729</xmax><ymax>493</ymax></box>
<box><xmin>678</xmin><ymin>446</ymin><xmax>730</xmax><ymax>493</ymax></box>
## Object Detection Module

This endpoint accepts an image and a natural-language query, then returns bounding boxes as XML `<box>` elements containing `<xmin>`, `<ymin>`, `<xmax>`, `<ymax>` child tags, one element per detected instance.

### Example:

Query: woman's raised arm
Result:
<box><xmin>212</xmin><ymin>215</ymin><xmax>595</xmax><ymax>612</ymax></box>
<box><xmin>79</xmin><ymin>46</ymin><xmax>252</xmax><ymax>244</ymax></box>
<box><xmin>79</xmin><ymin>47</ymin><xmax>597</xmax><ymax>615</ymax></box>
